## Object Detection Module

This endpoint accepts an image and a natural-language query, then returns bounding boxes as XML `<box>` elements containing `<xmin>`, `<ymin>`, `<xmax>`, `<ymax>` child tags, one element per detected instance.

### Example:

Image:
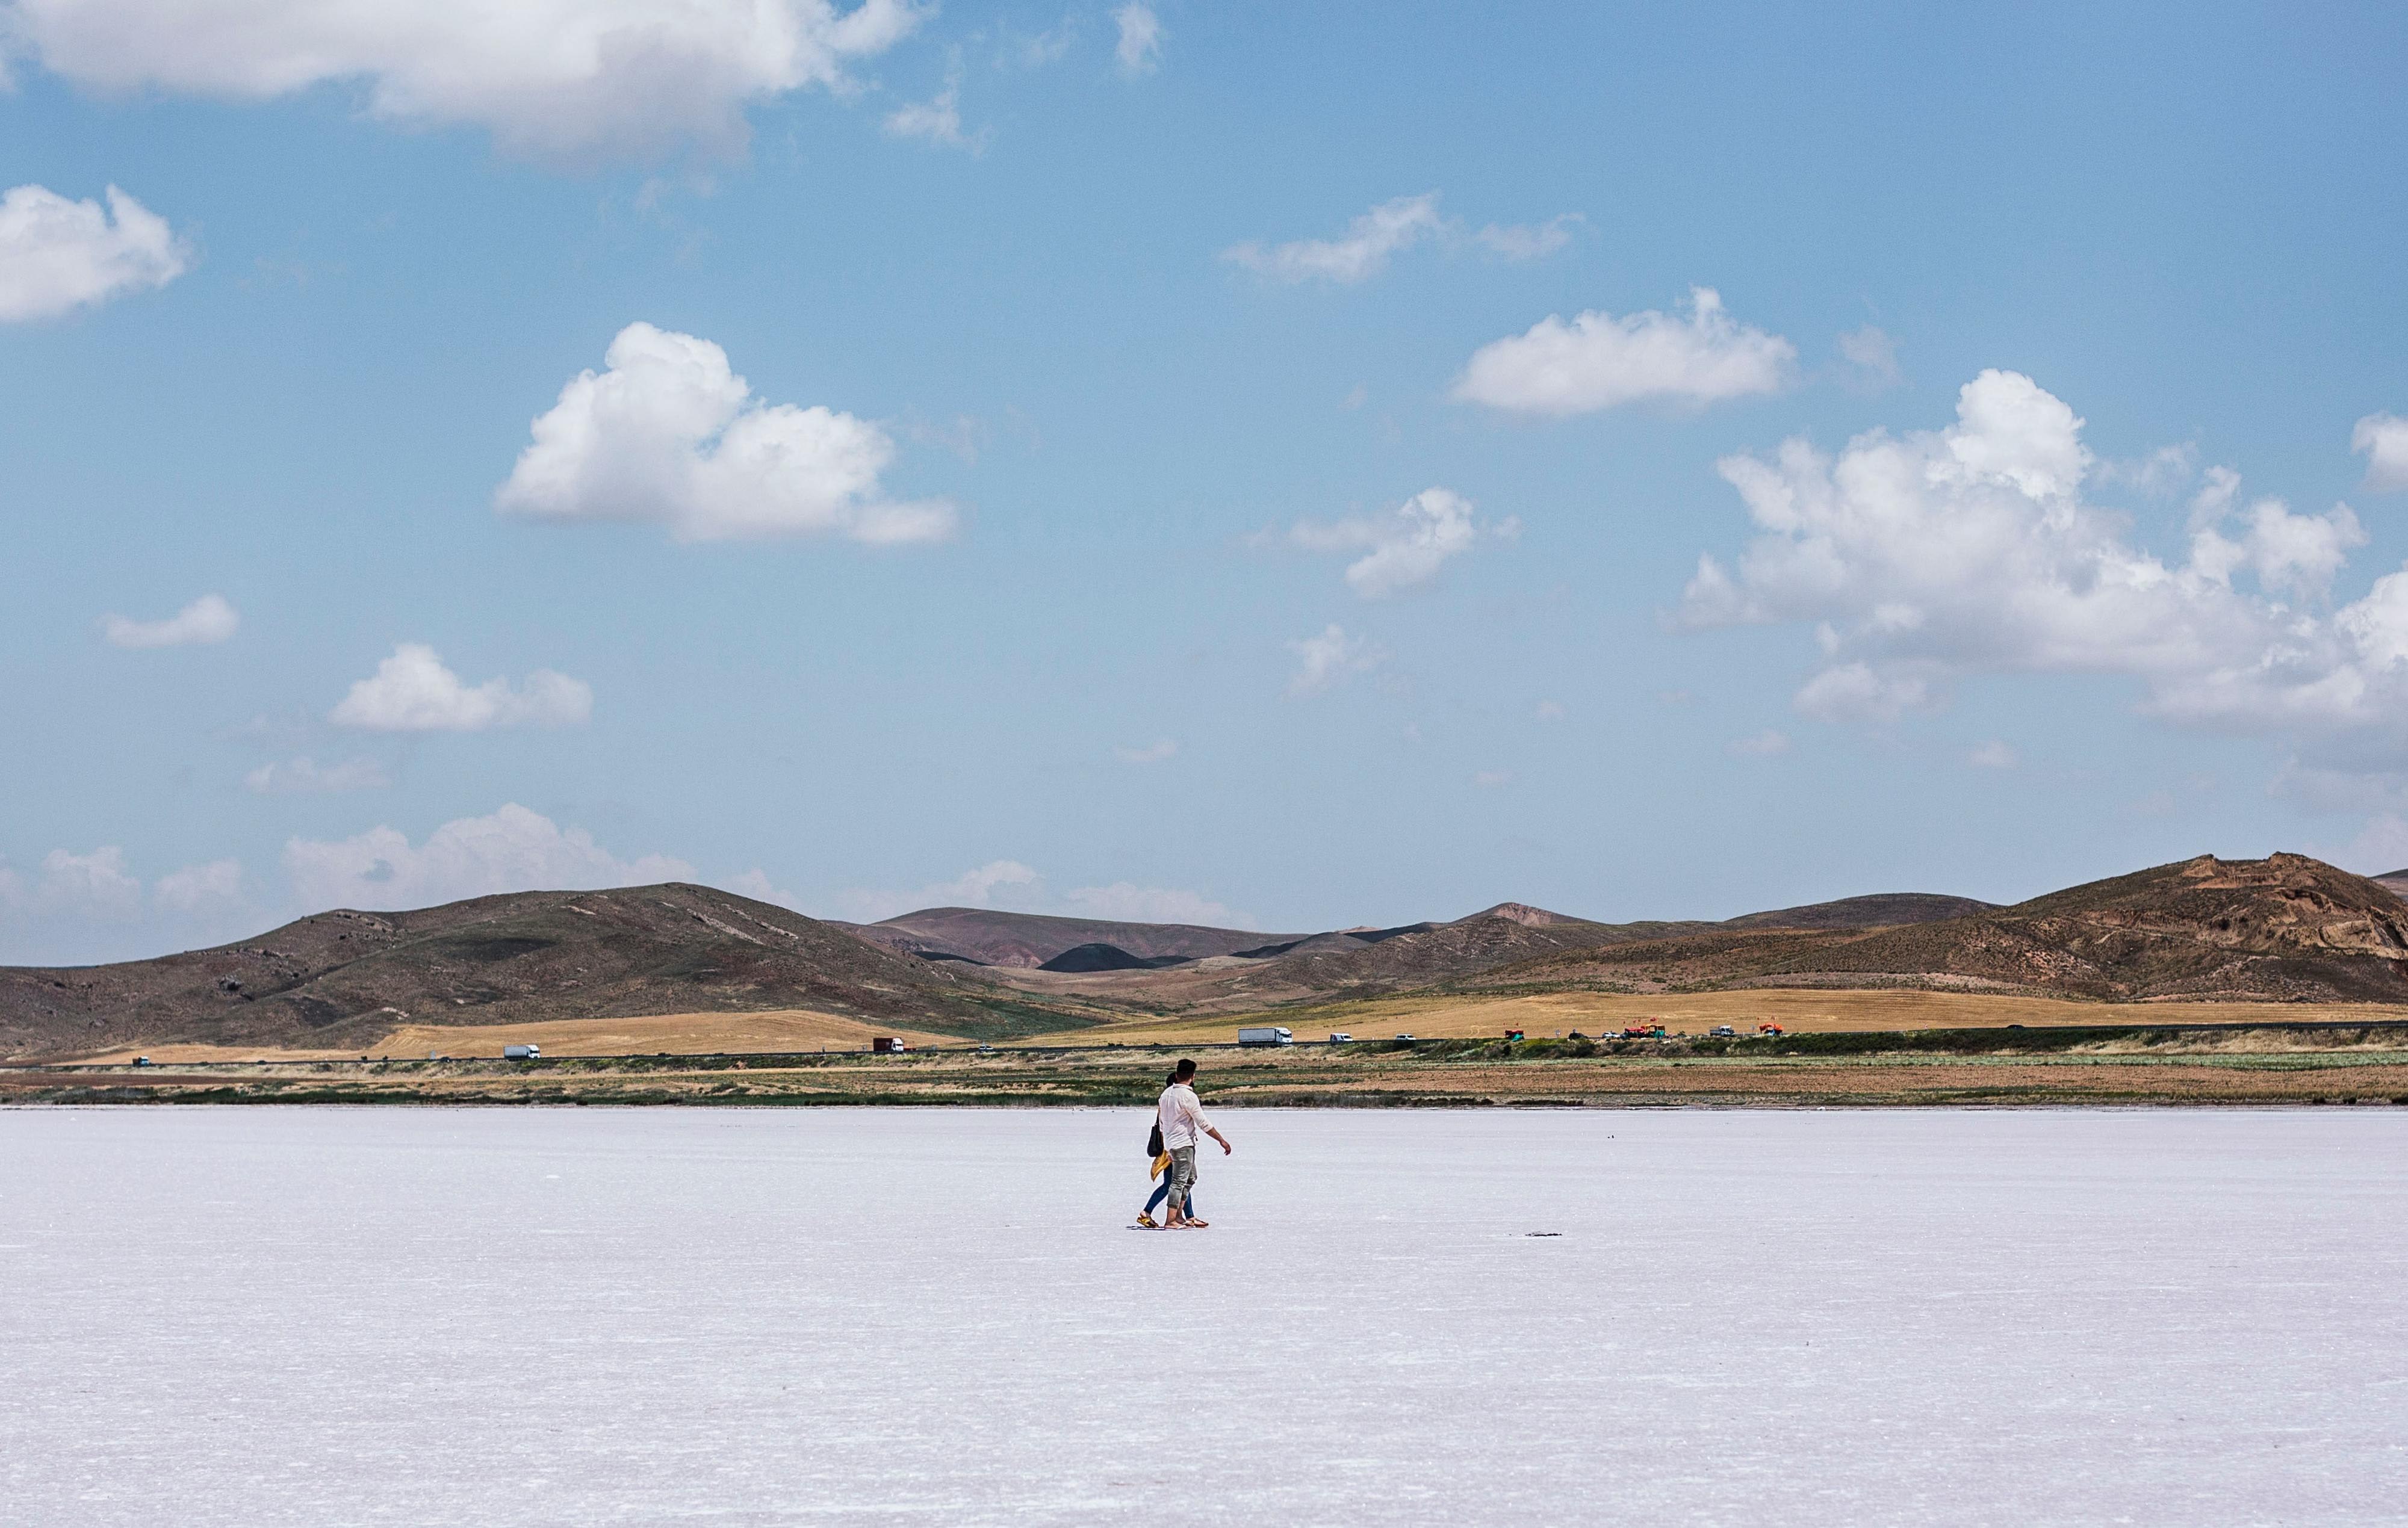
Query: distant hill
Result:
<box><xmin>2376</xmin><ymin>868</ymin><xmax>2408</xmax><ymax>901</ymax></box>
<box><xmin>1727</xmin><ymin>892</ymin><xmax>1999</xmax><ymax>930</ymax></box>
<box><xmin>0</xmin><ymin>883</ymin><xmax>1089</xmax><ymax>1059</ymax></box>
<box><xmin>843</xmin><ymin>906</ymin><xmax>1303</xmax><ymax>968</ymax></box>
<box><xmin>1483</xmin><ymin>855</ymin><xmax>2408</xmax><ymax>1003</ymax></box>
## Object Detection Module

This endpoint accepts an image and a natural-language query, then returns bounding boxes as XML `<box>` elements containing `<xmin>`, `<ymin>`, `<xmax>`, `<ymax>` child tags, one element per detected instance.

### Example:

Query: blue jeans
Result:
<box><xmin>1144</xmin><ymin>1174</ymin><xmax>1196</xmax><ymax>1219</ymax></box>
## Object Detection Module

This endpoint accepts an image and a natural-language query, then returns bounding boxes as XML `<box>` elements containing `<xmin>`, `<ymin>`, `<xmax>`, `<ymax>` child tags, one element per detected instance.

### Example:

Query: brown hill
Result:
<box><xmin>1727</xmin><ymin>892</ymin><xmax>1997</xmax><ymax>930</ymax></box>
<box><xmin>1482</xmin><ymin>854</ymin><xmax>2408</xmax><ymax>1003</ymax></box>
<box><xmin>842</xmin><ymin>906</ymin><xmax>1302</xmax><ymax>968</ymax></box>
<box><xmin>0</xmin><ymin>883</ymin><xmax>1089</xmax><ymax>1059</ymax></box>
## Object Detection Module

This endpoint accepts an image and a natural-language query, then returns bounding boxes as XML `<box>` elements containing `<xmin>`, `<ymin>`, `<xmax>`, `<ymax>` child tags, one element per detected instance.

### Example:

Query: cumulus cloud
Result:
<box><xmin>497</xmin><ymin>322</ymin><xmax>955</xmax><ymax>544</ymax></box>
<box><xmin>1224</xmin><ymin>193</ymin><xmax>1444</xmax><ymax>285</ymax></box>
<box><xmin>840</xmin><ymin>858</ymin><xmax>1043</xmax><ymax>921</ymax></box>
<box><xmin>1728</xmin><ymin>729</ymin><xmax>1790</xmax><ymax>757</ymax></box>
<box><xmin>1114</xmin><ymin>739</ymin><xmax>1179</xmax><ymax>764</ymax></box>
<box><xmin>1454</xmin><ymin>287</ymin><xmax>1794</xmax><ymax>415</ymax></box>
<box><xmin>330</xmin><ymin>644</ymin><xmax>592</xmax><ymax>732</ymax></box>
<box><xmin>284</xmin><ymin>803</ymin><xmax>695</xmax><ymax>911</ymax></box>
<box><xmin>1112</xmin><ymin>3</ymin><xmax>1162</xmax><ymax>74</ymax></box>
<box><xmin>101</xmin><ymin>593</ymin><xmax>238</xmax><ymax>649</ymax></box>
<box><xmin>1284</xmin><ymin>487</ymin><xmax>1514</xmax><ymax>598</ymax></box>
<box><xmin>1286</xmin><ymin>623</ymin><xmax>1383</xmax><ymax>696</ymax></box>
<box><xmin>2355</xmin><ymin>413</ymin><xmax>2408</xmax><ymax>492</ymax></box>
<box><xmin>1681</xmin><ymin>368</ymin><xmax>2408</xmax><ymax>789</ymax></box>
<box><xmin>2</xmin><ymin>0</ymin><xmax>924</xmax><ymax>162</ymax></box>
<box><xmin>154</xmin><ymin>859</ymin><xmax>243</xmax><ymax>914</ymax></box>
<box><xmin>0</xmin><ymin>183</ymin><xmax>187</xmax><ymax>323</ymax></box>
<box><xmin>245</xmin><ymin>756</ymin><xmax>392</xmax><ymax>794</ymax></box>
<box><xmin>24</xmin><ymin>847</ymin><xmax>144</xmax><ymax>918</ymax></box>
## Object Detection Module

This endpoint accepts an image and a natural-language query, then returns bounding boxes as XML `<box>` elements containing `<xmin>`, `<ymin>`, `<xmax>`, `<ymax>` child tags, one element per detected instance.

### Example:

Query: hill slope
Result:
<box><xmin>1482</xmin><ymin>855</ymin><xmax>2408</xmax><ymax>1003</ymax></box>
<box><xmin>842</xmin><ymin>906</ymin><xmax>1303</xmax><ymax>968</ymax></box>
<box><xmin>0</xmin><ymin>883</ymin><xmax>1088</xmax><ymax>1059</ymax></box>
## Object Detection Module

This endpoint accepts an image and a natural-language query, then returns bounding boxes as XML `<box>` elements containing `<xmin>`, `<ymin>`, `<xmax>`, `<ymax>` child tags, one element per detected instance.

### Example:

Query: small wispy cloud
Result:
<box><xmin>1114</xmin><ymin>2</ymin><xmax>1164</xmax><ymax>75</ymax></box>
<box><xmin>103</xmin><ymin>593</ymin><xmax>238</xmax><ymax>649</ymax></box>
<box><xmin>1286</xmin><ymin>623</ymin><xmax>1384</xmax><ymax>696</ymax></box>
<box><xmin>1476</xmin><ymin>214</ymin><xmax>1581</xmax><ymax>261</ymax></box>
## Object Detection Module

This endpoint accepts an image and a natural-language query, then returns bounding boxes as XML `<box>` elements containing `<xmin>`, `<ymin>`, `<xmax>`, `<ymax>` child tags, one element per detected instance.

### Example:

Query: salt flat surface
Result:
<box><xmin>3</xmin><ymin>1107</ymin><xmax>2405</xmax><ymax>1526</ymax></box>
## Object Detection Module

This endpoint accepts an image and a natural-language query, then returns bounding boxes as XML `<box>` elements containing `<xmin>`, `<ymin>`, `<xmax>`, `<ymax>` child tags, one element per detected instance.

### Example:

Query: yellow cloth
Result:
<box><xmin>1150</xmin><ymin>1151</ymin><xmax>1171</xmax><ymax>1180</ymax></box>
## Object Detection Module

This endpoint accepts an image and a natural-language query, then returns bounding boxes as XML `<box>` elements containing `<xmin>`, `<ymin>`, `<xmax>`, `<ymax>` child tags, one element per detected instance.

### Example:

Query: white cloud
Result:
<box><xmin>2325</xmin><ymin>814</ymin><xmax>2408</xmax><ymax>876</ymax></box>
<box><xmin>0</xmin><ymin>183</ymin><xmax>188</xmax><ymax>323</ymax></box>
<box><xmin>496</xmin><ymin>322</ymin><xmax>955</xmax><ymax>544</ymax></box>
<box><xmin>1114</xmin><ymin>739</ymin><xmax>1179</xmax><ymax>764</ymax></box>
<box><xmin>154</xmin><ymin>858</ymin><xmax>243</xmax><ymax>914</ymax></box>
<box><xmin>2354</xmin><ymin>413</ymin><xmax>2408</xmax><ymax>492</ymax></box>
<box><xmin>284</xmin><ymin>803</ymin><xmax>695</xmax><ymax>911</ymax></box>
<box><xmin>1728</xmin><ymin>729</ymin><xmax>1790</xmax><ymax>757</ymax></box>
<box><xmin>1967</xmin><ymin>740</ymin><xmax>2017</xmax><ymax>770</ymax></box>
<box><xmin>330</xmin><ymin>643</ymin><xmax>592</xmax><ymax>732</ymax></box>
<box><xmin>2096</xmin><ymin>442</ymin><xmax>2197</xmax><ymax>498</ymax></box>
<box><xmin>1836</xmin><ymin>324</ymin><xmax>1899</xmax><ymax>389</ymax></box>
<box><xmin>3</xmin><ymin>0</ymin><xmax>924</xmax><ymax>162</ymax></box>
<box><xmin>26</xmin><ymin>847</ymin><xmax>143</xmax><ymax>918</ymax></box>
<box><xmin>884</xmin><ymin>66</ymin><xmax>981</xmax><ymax>150</ymax></box>
<box><xmin>1681</xmin><ymin>368</ymin><xmax>2408</xmax><ymax>787</ymax></box>
<box><xmin>1285</xmin><ymin>486</ymin><xmax>1513</xmax><ymax>598</ymax></box>
<box><xmin>1224</xmin><ymin>193</ymin><xmax>1444</xmax><ymax>285</ymax></box>
<box><xmin>1453</xmin><ymin>287</ymin><xmax>1795</xmax><ymax>415</ymax></box>
<box><xmin>245</xmin><ymin>756</ymin><xmax>393</xmax><ymax>794</ymax></box>
<box><xmin>1475</xmin><ymin>215</ymin><xmax>1580</xmax><ymax>261</ymax></box>
<box><xmin>1112</xmin><ymin>2</ymin><xmax>1162</xmax><ymax>74</ymax></box>
<box><xmin>101</xmin><ymin>593</ymin><xmax>238</xmax><ymax>649</ymax></box>
<box><xmin>1286</xmin><ymin>623</ymin><xmax>1383</xmax><ymax>696</ymax></box>
<box><xmin>841</xmin><ymin>858</ymin><xmax>1043</xmax><ymax>921</ymax></box>
<box><xmin>1063</xmin><ymin>882</ymin><xmax>1244</xmax><ymax>926</ymax></box>
<box><xmin>722</xmin><ymin>868</ymin><xmax>804</xmax><ymax>911</ymax></box>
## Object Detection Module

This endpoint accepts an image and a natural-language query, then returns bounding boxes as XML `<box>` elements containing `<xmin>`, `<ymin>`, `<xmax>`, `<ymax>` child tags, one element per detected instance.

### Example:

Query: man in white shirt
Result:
<box><xmin>1156</xmin><ymin>1057</ymin><xmax>1232</xmax><ymax>1228</ymax></box>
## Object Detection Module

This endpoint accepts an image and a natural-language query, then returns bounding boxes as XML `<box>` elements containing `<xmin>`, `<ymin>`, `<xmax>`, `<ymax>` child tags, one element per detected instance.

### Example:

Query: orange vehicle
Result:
<box><xmin>1621</xmin><ymin>1023</ymin><xmax>1666</xmax><ymax>1039</ymax></box>
<box><xmin>1757</xmin><ymin>1023</ymin><xmax>1785</xmax><ymax>1037</ymax></box>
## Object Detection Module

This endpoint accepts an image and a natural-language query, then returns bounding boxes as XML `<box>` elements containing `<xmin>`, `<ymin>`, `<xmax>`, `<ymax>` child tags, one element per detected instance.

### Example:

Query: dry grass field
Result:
<box><xmin>1018</xmin><ymin>989</ymin><xmax>2408</xmax><ymax>1047</ymax></box>
<box><xmin>65</xmin><ymin>1007</ymin><xmax>955</xmax><ymax>1064</ymax></box>
<box><xmin>11</xmin><ymin>1024</ymin><xmax>2408</xmax><ymax>1109</ymax></box>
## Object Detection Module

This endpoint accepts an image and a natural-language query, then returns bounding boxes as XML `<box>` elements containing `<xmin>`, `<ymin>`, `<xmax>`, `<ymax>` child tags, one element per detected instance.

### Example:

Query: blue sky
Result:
<box><xmin>5</xmin><ymin>0</ymin><xmax>2407</xmax><ymax>963</ymax></box>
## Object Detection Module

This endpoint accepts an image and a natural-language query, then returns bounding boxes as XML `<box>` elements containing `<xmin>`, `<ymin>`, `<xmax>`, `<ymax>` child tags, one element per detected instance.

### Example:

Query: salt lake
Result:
<box><xmin>4</xmin><ymin>1106</ymin><xmax>2404</xmax><ymax>1525</ymax></box>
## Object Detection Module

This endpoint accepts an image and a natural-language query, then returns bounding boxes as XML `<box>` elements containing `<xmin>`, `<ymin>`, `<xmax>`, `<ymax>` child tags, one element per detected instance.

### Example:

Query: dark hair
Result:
<box><xmin>1174</xmin><ymin>1057</ymin><xmax>1197</xmax><ymax>1080</ymax></box>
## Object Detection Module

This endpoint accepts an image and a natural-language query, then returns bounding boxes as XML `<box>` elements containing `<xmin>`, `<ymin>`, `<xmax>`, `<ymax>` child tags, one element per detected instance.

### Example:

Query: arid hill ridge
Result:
<box><xmin>1477</xmin><ymin>854</ymin><xmax>2408</xmax><ymax>1004</ymax></box>
<box><xmin>4</xmin><ymin>855</ymin><xmax>2403</xmax><ymax>1058</ymax></box>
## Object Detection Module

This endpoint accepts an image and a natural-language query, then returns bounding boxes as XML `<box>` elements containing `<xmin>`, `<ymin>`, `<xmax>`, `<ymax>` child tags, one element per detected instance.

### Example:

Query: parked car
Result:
<box><xmin>1757</xmin><ymin>1023</ymin><xmax>1785</xmax><ymax>1037</ymax></box>
<box><xmin>1328</xmin><ymin>1032</ymin><xmax>1353</xmax><ymax>1043</ymax></box>
<box><xmin>1709</xmin><ymin>1025</ymin><xmax>1737</xmax><ymax>1038</ymax></box>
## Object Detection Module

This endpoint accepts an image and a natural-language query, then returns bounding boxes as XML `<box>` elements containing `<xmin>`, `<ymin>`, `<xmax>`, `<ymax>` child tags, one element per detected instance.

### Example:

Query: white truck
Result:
<box><xmin>504</xmin><ymin>1044</ymin><xmax>541</xmax><ymax>1061</ymax></box>
<box><xmin>1237</xmin><ymin>1026</ymin><xmax>1294</xmax><ymax>1047</ymax></box>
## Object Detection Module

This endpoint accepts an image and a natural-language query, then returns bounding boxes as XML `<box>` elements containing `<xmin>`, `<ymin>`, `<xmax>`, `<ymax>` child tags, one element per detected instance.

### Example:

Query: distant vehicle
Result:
<box><xmin>1504</xmin><ymin>1029</ymin><xmax>1526</xmax><ymax>1041</ymax></box>
<box><xmin>872</xmin><ymin>1036</ymin><xmax>908</xmax><ymax>1054</ymax></box>
<box><xmin>504</xmin><ymin>1044</ymin><xmax>541</xmax><ymax>1061</ymax></box>
<box><xmin>1395</xmin><ymin>1033</ymin><xmax>1415</xmax><ymax>1042</ymax></box>
<box><xmin>1757</xmin><ymin>1024</ymin><xmax>1785</xmax><ymax>1037</ymax></box>
<box><xmin>131</xmin><ymin>1056</ymin><xmax>153</xmax><ymax>1068</ymax></box>
<box><xmin>1328</xmin><ymin>1032</ymin><xmax>1353</xmax><ymax>1043</ymax></box>
<box><xmin>1709</xmin><ymin>1025</ymin><xmax>1737</xmax><ymax>1038</ymax></box>
<box><xmin>1237</xmin><ymin>1026</ymin><xmax>1294</xmax><ymax>1047</ymax></box>
<box><xmin>1621</xmin><ymin>1024</ymin><xmax>1666</xmax><ymax>1039</ymax></box>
